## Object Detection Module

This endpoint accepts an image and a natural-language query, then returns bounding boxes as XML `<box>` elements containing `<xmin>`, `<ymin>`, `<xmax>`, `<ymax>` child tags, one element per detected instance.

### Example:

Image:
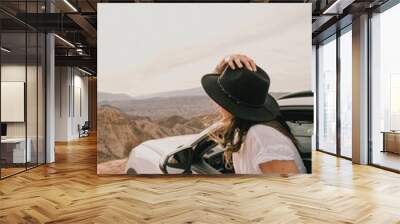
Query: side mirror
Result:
<box><xmin>161</xmin><ymin>147</ymin><xmax>193</xmax><ymax>174</ymax></box>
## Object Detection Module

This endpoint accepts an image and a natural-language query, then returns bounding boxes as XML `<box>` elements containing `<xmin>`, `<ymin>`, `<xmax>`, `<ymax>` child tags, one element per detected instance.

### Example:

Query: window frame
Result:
<box><xmin>315</xmin><ymin>24</ymin><xmax>353</xmax><ymax>160</ymax></box>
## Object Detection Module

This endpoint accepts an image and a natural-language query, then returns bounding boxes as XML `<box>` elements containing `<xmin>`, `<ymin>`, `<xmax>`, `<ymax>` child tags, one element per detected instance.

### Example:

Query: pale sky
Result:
<box><xmin>98</xmin><ymin>3</ymin><xmax>311</xmax><ymax>97</ymax></box>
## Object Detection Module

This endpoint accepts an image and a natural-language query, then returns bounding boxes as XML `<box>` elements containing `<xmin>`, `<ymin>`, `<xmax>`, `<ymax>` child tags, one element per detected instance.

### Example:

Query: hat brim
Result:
<box><xmin>201</xmin><ymin>74</ymin><xmax>279</xmax><ymax>122</ymax></box>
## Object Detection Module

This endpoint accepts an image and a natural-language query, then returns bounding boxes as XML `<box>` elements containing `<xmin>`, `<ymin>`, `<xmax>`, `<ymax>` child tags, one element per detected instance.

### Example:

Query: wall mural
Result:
<box><xmin>97</xmin><ymin>3</ymin><xmax>312</xmax><ymax>175</ymax></box>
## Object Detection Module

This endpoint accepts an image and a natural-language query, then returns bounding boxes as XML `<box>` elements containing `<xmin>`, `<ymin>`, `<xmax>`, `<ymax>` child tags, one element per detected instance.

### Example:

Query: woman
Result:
<box><xmin>201</xmin><ymin>54</ymin><xmax>306</xmax><ymax>175</ymax></box>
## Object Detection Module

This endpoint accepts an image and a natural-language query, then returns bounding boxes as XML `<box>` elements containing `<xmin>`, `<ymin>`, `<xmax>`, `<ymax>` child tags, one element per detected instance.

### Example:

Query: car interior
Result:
<box><xmin>164</xmin><ymin>148</ymin><xmax>193</xmax><ymax>174</ymax></box>
<box><xmin>192</xmin><ymin>139</ymin><xmax>230</xmax><ymax>174</ymax></box>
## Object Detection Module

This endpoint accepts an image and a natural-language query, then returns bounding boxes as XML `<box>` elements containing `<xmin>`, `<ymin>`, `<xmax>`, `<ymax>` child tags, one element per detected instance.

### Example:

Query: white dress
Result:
<box><xmin>232</xmin><ymin>124</ymin><xmax>306</xmax><ymax>174</ymax></box>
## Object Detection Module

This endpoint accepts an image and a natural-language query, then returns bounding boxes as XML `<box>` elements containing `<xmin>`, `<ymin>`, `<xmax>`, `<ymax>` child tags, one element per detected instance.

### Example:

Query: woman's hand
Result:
<box><xmin>213</xmin><ymin>54</ymin><xmax>257</xmax><ymax>74</ymax></box>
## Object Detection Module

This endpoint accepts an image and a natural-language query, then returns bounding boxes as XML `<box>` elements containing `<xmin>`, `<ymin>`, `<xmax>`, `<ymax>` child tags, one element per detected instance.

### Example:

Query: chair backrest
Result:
<box><xmin>82</xmin><ymin>121</ymin><xmax>90</xmax><ymax>129</ymax></box>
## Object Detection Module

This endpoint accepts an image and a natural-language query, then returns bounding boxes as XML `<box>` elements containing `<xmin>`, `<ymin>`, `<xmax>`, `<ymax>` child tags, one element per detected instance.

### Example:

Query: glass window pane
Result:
<box><xmin>1</xmin><ymin>32</ymin><xmax>27</xmax><ymax>177</ymax></box>
<box><xmin>318</xmin><ymin>36</ymin><xmax>337</xmax><ymax>154</ymax></box>
<box><xmin>371</xmin><ymin>4</ymin><xmax>400</xmax><ymax>171</ymax></box>
<box><xmin>340</xmin><ymin>29</ymin><xmax>352</xmax><ymax>158</ymax></box>
<box><xmin>0</xmin><ymin>0</ymin><xmax>46</xmax><ymax>179</ymax></box>
<box><xmin>27</xmin><ymin>31</ymin><xmax>38</xmax><ymax>169</ymax></box>
<box><xmin>26</xmin><ymin>0</ymin><xmax>39</xmax><ymax>169</ymax></box>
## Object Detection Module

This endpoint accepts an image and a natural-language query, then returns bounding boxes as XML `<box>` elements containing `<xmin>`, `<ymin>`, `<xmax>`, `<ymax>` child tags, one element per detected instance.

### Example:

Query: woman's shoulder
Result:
<box><xmin>248</xmin><ymin>124</ymin><xmax>282</xmax><ymax>137</ymax></box>
<box><xmin>247</xmin><ymin>124</ymin><xmax>293</xmax><ymax>146</ymax></box>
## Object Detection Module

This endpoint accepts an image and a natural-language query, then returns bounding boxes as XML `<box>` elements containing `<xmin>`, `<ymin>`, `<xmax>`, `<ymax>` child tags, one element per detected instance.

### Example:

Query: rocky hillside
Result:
<box><xmin>97</xmin><ymin>105</ymin><xmax>218</xmax><ymax>163</ymax></box>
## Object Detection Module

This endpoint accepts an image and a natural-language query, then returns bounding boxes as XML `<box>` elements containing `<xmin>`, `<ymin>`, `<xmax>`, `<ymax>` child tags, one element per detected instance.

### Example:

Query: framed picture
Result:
<box><xmin>97</xmin><ymin>3</ymin><xmax>312</xmax><ymax>175</ymax></box>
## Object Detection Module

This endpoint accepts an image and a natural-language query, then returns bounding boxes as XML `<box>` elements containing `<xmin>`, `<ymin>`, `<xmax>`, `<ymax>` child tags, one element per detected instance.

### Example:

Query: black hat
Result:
<box><xmin>201</xmin><ymin>66</ymin><xmax>279</xmax><ymax>122</ymax></box>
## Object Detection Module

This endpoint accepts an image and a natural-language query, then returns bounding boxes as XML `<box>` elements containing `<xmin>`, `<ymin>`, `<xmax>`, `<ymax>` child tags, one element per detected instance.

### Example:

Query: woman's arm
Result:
<box><xmin>259</xmin><ymin>160</ymin><xmax>299</xmax><ymax>175</ymax></box>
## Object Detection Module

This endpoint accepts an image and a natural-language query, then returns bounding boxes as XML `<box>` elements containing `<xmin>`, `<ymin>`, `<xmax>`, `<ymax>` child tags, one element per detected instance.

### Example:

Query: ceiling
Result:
<box><xmin>0</xmin><ymin>0</ymin><xmax>391</xmax><ymax>75</ymax></box>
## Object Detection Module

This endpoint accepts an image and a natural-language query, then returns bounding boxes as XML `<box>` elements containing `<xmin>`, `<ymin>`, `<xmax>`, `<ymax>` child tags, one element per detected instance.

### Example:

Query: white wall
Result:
<box><xmin>72</xmin><ymin>73</ymin><xmax>89</xmax><ymax>138</ymax></box>
<box><xmin>1</xmin><ymin>65</ymin><xmax>26</xmax><ymax>138</ymax></box>
<box><xmin>55</xmin><ymin>67</ymin><xmax>70</xmax><ymax>141</ymax></box>
<box><xmin>1</xmin><ymin>65</ymin><xmax>39</xmax><ymax>138</ymax></box>
<box><xmin>55</xmin><ymin>67</ymin><xmax>89</xmax><ymax>141</ymax></box>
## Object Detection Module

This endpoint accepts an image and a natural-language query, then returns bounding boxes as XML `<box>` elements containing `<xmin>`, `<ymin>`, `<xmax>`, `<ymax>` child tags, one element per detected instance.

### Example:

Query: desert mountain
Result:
<box><xmin>99</xmin><ymin>95</ymin><xmax>216</xmax><ymax>120</ymax></box>
<box><xmin>97</xmin><ymin>105</ymin><xmax>218</xmax><ymax>163</ymax></box>
<box><xmin>133</xmin><ymin>87</ymin><xmax>207</xmax><ymax>99</ymax></box>
<box><xmin>98</xmin><ymin>92</ymin><xmax>133</xmax><ymax>102</ymax></box>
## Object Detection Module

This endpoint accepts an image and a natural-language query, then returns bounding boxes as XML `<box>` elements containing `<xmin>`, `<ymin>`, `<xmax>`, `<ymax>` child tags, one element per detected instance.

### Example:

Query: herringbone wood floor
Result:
<box><xmin>1</xmin><ymin>135</ymin><xmax>400</xmax><ymax>224</ymax></box>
